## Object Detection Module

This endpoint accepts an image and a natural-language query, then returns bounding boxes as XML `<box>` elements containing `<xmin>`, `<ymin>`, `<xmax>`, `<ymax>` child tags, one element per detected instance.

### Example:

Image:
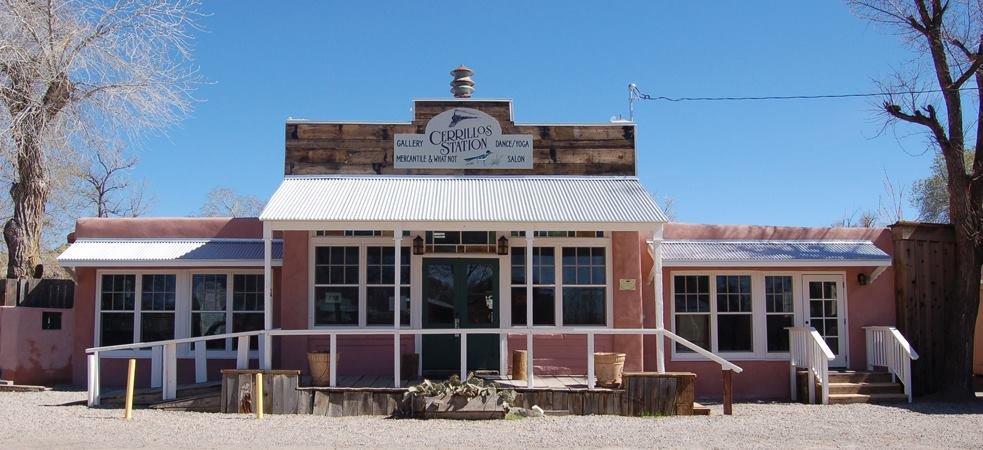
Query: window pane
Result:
<box><xmin>315</xmin><ymin>247</ymin><xmax>359</xmax><ymax>285</ymax></box>
<box><xmin>562</xmin><ymin>287</ymin><xmax>605</xmax><ymax>325</ymax></box>
<box><xmin>765</xmin><ymin>275</ymin><xmax>794</xmax><ymax>313</ymax></box>
<box><xmin>675</xmin><ymin>315</ymin><xmax>709</xmax><ymax>353</ymax></box>
<box><xmin>716</xmin><ymin>275</ymin><xmax>752</xmax><ymax>313</ymax></box>
<box><xmin>192</xmin><ymin>274</ymin><xmax>227</xmax><ymax>311</ymax></box>
<box><xmin>674</xmin><ymin>275</ymin><xmax>710</xmax><ymax>313</ymax></box>
<box><xmin>562</xmin><ymin>247</ymin><xmax>605</xmax><ymax>285</ymax></box>
<box><xmin>141</xmin><ymin>274</ymin><xmax>176</xmax><ymax>311</ymax></box>
<box><xmin>314</xmin><ymin>286</ymin><xmax>358</xmax><ymax>325</ymax></box>
<box><xmin>717</xmin><ymin>315</ymin><xmax>753</xmax><ymax>352</ymax></box>
<box><xmin>192</xmin><ymin>312</ymin><xmax>227</xmax><ymax>350</ymax></box>
<box><xmin>533</xmin><ymin>287</ymin><xmax>555</xmax><ymax>325</ymax></box>
<box><xmin>140</xmin><ymin>312</ymin><xmax>174</xmax><ymax>342</ymax></box>
<box><xmin>767</xmin><ymin>314</ymin><xmax>794</xmax><ymax>352</ymax></box>
<box><xmin>100</xmin><ymin>274</ymin><xmax>135</xmax><ymax>310</ymax></box>
<box><xmin>511</xmin><ymin>248</ymin><xmax>526</xmax><ymax>284</ymax></box>
<box><xmin>366</xmin><ymin>286</ymin><xmax>410</xmax><ymax>325</ymax></box>
<box><xmin>232</xmin><ymin>312</ymin><xmax>264</xmax><ymax>350</ymax></box>
<box><xmin>101</xmin><ymin>312</ymin><xmax>134</xmax><ymax>346</ymax></box>
<box><xmin>233</xmin><ymin>274</ymin><xmax>264</xmax><ymax>312</ymax></box>
<box><xmin>511</xmin><ymin>287</ymin><xmax>527</xmax><ymax>326</ymax></box>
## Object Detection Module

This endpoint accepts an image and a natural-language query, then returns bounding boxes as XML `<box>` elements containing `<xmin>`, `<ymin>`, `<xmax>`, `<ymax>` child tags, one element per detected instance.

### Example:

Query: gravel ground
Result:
<box><xmin>1</xmin><ymin>390</ymin><xmax>982</xmax><ymax>449</ymax></box>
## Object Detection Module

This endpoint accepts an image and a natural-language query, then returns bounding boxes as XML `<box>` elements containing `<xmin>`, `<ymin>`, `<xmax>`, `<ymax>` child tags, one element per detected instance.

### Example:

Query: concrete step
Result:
<box><xmin>828</xmin><ymin>371</ymin><xmax>893</xmax><ymax>384</ymax></box>
<box><xmin>828</xmin><ymin>392</ymin><xmax>908</xmax><ymax>404</ymax></box>
<box><xmin>828</xmin><ymin>382</ymin><xmax>903</xmax><ymax>395</ymax></box>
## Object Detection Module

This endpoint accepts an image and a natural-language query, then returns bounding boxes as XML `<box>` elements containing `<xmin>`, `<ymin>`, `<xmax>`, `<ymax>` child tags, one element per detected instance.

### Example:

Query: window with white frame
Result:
<box><xmin>365</xmin><ymin>246</ymin><xmax>410</xmax><ymax>326</ymax></box>
<box><xmin>765</xmin><ymin>275</ymin><xmax>795</xmax><ymax>352</ymax></box>
<box><xmin>673</xmin><ymin>275</ymin><xmax>710</xmax><ymax>352</ymax></box>
<box><xmin>232</xmin><ymin>274</ymin><xmax>265</xmax><ymax>349</ymax></box>
<box><xmin>192</xmin><ymin>274</ymin><xmax>229</xmax><ymax>350</ymax></box>
<box><xmin>313</xmin><ymin>246</ymin><xmax>359</xmax><ymax>325</ymax></box>
<box><xmin>99</xmin><ymin>274</ymin><xmax>177</xmax><ymax>346</ymax></box>
<box><xmin>510</xmin><ymin>247</ymin><xmax>556</xmax><ymax>326</ymax></box>
<box><xmin>715</xmin><ymin>275</ymin><xmax>753</xmax><ymax>352</ymax></box>
<box><xmin>561</xmin><ymin>247</ymin><xmax>606</xmax><ymax>326</ymax></box>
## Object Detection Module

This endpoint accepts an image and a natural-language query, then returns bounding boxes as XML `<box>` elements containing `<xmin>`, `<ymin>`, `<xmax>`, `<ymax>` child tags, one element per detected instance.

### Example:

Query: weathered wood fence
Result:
<box><xmin>889</xmin><ymin>222</ymin><xmax>955</xmax><ymax>396</ymax></box>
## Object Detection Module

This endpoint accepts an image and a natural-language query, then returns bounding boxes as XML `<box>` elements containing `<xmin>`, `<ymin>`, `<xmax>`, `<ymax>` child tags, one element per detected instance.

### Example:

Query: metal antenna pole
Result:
<box><xmin>628</xmin><ymin>83</ymin><xmax>636</xmax><ymax>122</ymax></box>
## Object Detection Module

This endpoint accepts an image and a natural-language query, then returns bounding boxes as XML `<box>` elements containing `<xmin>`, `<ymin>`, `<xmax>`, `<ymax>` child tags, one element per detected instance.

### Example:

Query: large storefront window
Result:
<box><xmin>365</xmin><ymin>246</ymin><xmax>410</xmax><ymax>326</ymax></box>
<box><xmin>192</xmin><ymin>274</ymin><xmax>228</xmax><ymax>350</ymax></box>
<box><xmin>314</xmin><ymin>246</ymin><xmax>359</xmax><ymax>325</ymax></box>
<box><xmin>561</xmin><ymin>247</ymin><xmax>606</xmax><ymax>326</ymax></box>
<box><xmin>716</xmin><ymin>275</ymin><xmax>753</xmax><ymax>352</ymax></box>
<box><xmin>673</xmin><ymin>275</ymin><xmax>710</xmax><ymax>352</ymax></box>
<box><xmin>99</xmin><ymin>274</ymin><xmax>177</xmax><ymax>346</ymax></box>
<box><xmin>510</xmin><ymin>247</ymin><xmax>556</xmax><ymax>326</ymax></box>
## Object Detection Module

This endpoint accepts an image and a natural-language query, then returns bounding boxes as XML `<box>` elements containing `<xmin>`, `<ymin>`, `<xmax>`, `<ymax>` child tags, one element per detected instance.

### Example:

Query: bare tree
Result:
<box><xmin>832</xmin><ymin>209</ymin><xmax>880</xmax><ymax>228</ymax></box>
<box><xmin>911</xmin><ymin>149</ymin><xmax>973</xmax><ymax>222</ymax></box>
<box><xmin>851</xmin><ymin>0</ymin><xmax>983</xmax><ymax>398</ymax></box>
<box><xmin>79</xmin><ymin>148</ymin><xmax>152</xmax><ymax>217</ymax></box>
<box><xmin>0</xmin><ymin>0</ymin><xmax>201</xmax><ymax>278</ymax></box>
<box><xmin>198</xmin><ymin>187</ymin><xmax>264</xmax><ymax>218</ymax></box>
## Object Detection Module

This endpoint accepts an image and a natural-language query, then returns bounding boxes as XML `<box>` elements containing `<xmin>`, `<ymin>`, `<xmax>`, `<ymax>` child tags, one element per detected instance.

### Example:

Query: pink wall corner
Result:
<box><xmin>505</xmin><ymin>334</ymin><xmax>614</xmax><ymax>376</ymax></box>
<box><xmin>72</xmin><ymin>268</ymin><xmax>97</xmax><ymax>385</ymax></box>
<box><xmin>610</xmin><ymin>231</ymin><xmax>644</xmax><ymax>371</ymax></box>
<box><xmin>0</xmin><ymin>307</ymin><xmax>74</xmax><ymax>385</ymax></box>
<box><xmin>278</xmin><ymin>230</ymin><xmax>310</xmax><ymax>373</ymax></box>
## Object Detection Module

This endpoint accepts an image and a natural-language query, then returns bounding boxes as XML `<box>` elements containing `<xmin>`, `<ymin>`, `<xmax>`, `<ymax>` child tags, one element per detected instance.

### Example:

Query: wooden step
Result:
<box><xmin>149</xmin><ymin>392</ymin><xmax>221</xmax><ymax>413</ymax></box>
<box><xmin>828</xmin><ymin>371</ymin><xmax>893</xmax><ymax>384</ymax></box>
<box><xmin>692</xmin><ymin>402</ymin><xmax>711</xmax><ymax>415</ymax></box>
<box><xmin>828</xmin><ymin>382</ymin><xmax>903</xmax><ymax>395</ymax></box>
<box><xmin>99</xmin><ymin>381</ymin><xmax>221</xmax><ymax>407</ymax></box>
<box><xmin>828</xmin><ymin>393</ymin><xmax>908</xmax><ymax>404</ymax></box>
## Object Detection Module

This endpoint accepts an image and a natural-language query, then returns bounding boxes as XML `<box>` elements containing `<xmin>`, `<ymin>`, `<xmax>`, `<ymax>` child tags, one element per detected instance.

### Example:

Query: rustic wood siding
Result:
<box><xmin>284</xmin><ymin>100</ymin><xmax>636</xmax><ymax>176</ymax></box>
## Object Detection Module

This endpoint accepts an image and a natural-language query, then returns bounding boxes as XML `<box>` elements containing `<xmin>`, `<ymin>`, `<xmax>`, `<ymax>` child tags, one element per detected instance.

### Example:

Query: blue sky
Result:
<box><xmin>134</xmin><ymin>1</ymin><xmax>930</xmax><ymax>226</ymax></box>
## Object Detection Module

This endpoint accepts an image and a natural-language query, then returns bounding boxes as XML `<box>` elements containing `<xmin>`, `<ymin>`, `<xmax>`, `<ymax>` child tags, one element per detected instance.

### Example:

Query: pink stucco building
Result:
<box><xmin>0</xmin><ymin>73</ymin><xmax>908</xmax><ymax>404</ymax></box>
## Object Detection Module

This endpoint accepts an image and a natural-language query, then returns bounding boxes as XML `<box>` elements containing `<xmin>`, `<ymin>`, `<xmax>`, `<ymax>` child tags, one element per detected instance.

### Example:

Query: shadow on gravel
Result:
<box><xmin>862</xmin><ymin>399</ymin><xmax>983</xmax><ymax>415</ymax></box>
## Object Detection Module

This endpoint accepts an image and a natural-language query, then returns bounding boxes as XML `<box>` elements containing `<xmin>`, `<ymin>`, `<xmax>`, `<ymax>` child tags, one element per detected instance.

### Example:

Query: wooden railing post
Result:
<box><xmin>194</xmin><ymin>340</ymin><xmax>207</xmax><ymax>384</ymax></box>
<box><xmin>236</xmin><ymin>336</ymin><xmax>249</xmax><ymax>369</ymax></box>
<box><xmin>586</xmin><ymin>332</ymin><xmax>595</xmax><ymax>389</ymax></box>
<box><xmin>124</xmin><ymin>358</ymin><xmax>137</xmax><ymax>420</ymax></box>
<box><xmin>87</xmin><ymin>352</ymin><xmax>101</xmax><ymax>406</ymax></box>
<box><xmin>162</xmin><ymin>343</ymin><xmax>177</xmax><ymax>400</ymax></box>
<box><xmin>722</xmin><ymin>369</ymin><xmax>733</xmax><ymax>415</ymax></box>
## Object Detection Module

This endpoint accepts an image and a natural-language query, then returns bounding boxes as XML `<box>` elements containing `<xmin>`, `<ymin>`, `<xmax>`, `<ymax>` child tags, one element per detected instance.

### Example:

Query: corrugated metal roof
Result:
<box><xmin>57</xmin><ymin>239</ymin><xmax>283</xmax><ymax>267</ymax></box>
<box><xmin>260</xmin><ymin>176</ymin><xmax>668</xmax><ymax>224</ymax></box>
<box><xmin>662</xmin><ymin>240</ymin><xmax>891</xmax><ymax>266</ymax></box>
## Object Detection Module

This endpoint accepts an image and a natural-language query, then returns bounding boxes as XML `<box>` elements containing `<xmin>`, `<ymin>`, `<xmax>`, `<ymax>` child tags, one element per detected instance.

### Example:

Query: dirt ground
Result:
<box><xmin>2</xmin><ymin>389</ymin><xmax>982</xmax><ymax>449</ymax></box>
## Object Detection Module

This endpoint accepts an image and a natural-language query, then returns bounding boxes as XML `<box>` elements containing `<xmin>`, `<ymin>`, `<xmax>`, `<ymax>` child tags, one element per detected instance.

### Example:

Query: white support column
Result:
<box><xmin>162</xmin><ymin>343</ymin><xmax>177</xmax><ymax>400</ymax></box>
<box><xmin>329</xmin><ymin>333</ymin><xmax>337</xmax><ymax>387</ymax></box>
<box><xmin>652</xmin><ymin>225</ymin><xmax>666</xmax><ymax>374</ymax></box>
<box><xmin>394</xmin><ymin>230</ymin><xmax>402</xmax><ymax>387</ymax></box>
<box><xmin>87</xmin><ymin>352</ymin><xmax>100</xmax><ymax>406</ymax></box>
<box><xmin>460</xmin><ymin>331</ymin><xmax>468</xmax><ymax>381</ymax></box>
<box><xmin>587</xmin><ymin>333</ymin><xmax>595</xmax><ymax>389</ymax></box>
<box><xmin>525</xmin><ymin>229</ymin><xmax>534</xmax><ymax>388</ymax></box>
<box><xmin>150</xmin><ymin>346</ymin><xmax>162</xmax><ymax>388</ymax></box>
<box><xmin>262</xmin><ymin>223</ymin><xmax>273</xmax><ymax>370</ymax></box>
<box><xmin>194</xmin><ymin>340</ymin><xmax>207</xmax><ymax>384</ymax></box>
<box><xmin>499</xmin><ymin>332</ymin><xmax>508</xmax><ymax>377</ymax></box>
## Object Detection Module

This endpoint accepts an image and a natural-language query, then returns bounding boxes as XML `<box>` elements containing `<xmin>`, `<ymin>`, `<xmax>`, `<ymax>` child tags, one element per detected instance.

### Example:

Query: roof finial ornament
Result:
<box><xmin>450</xmin><ymin>65</ymin><xmax>474</xmax><ymax>98</ymax></box>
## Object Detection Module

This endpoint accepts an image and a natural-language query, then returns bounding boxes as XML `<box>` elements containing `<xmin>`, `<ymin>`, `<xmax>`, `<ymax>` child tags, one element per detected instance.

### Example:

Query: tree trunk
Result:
<box><xmin>4</xmin><ymin>117</ymin><xmax>50</xmax><ymax>279</ymax></box>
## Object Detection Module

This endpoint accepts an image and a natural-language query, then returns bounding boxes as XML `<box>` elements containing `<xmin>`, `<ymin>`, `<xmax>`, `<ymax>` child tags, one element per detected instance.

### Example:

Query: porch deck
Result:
<box><xmin>319</xmin><ymin>374</ymin><xmax>616</xmax><ymax>391</ymax></box>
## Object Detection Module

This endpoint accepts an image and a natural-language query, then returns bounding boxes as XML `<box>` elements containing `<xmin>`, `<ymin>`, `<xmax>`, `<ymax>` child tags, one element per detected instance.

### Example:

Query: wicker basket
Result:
<box><xmin>307</xmin><ymin>351</ymin><xmax>336</xmax><ymax>387</ymax></box>
<box><xmin>594</xmin><ymin>352</ymin><xmax>626</xmax><ymax>388</ymax></box>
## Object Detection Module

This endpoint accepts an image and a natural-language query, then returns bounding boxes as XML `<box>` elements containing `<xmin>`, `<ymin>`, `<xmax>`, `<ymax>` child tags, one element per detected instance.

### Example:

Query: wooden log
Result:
<box><xmin>723</xmin><ymin>369</ymin><xmax>733</xmax><ymax>416</ymax></box>
<box><xmin>511</xmin><ymin>350</ymin><xmax>527</xmax><ymax>381</ymax></box>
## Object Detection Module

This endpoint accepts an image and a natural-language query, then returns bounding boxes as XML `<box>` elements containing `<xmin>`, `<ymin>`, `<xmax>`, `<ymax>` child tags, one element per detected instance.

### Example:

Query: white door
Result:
<box><xmin>801</xmin><ymin>275</ymin><xmax>847</xmax><ymax>367</ymax></box>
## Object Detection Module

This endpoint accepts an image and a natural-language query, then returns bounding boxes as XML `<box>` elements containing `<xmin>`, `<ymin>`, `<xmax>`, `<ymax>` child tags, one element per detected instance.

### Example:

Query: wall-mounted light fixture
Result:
<box><xmin>412</xmin><ymin>235</ymin><xmax>424</xmax><ymax>255</ymax></box>
<box><xmin>857</xmin><ymin>273</ymin><xmax>868</xmax><ymax>286</ymax></box>
<box><xmin>497</xmin><ymin>235</ymin><xmax>509</xmax><ymax>255</ymax></box>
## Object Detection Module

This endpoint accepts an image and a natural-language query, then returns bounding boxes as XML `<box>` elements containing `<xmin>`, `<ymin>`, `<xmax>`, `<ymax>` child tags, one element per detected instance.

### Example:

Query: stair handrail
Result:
<box><xmin>863</xmin><ymin>326</ymin><xmax>918</xmax><ymax>402</ymax></box>
<box><xmin>788</xmin><ymin>326</ymin><xmax>835</xmax><ymax>404</ymax></box>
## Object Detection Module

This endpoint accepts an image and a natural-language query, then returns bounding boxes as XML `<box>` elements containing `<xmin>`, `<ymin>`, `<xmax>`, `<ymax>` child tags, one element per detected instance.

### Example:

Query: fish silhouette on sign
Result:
<box><xmin>464</xmin><ymin>150</ymin><xmax>493</xmax><ymax>165</ymax></box>
<box><xmin>447</xmin><ymin>109</ymin><xmax>478</xmax><ymax>128</ymax></box>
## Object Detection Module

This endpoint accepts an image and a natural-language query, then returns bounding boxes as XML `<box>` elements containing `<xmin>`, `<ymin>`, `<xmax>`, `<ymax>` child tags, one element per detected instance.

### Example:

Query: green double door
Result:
<box><xmin>422</xmin><ymin>258</ymin><xmax>500</xmax><ymax>376</ymax></box>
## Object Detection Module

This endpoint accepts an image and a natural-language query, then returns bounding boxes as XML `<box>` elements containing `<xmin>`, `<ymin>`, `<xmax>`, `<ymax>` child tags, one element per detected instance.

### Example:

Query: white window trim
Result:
<box><xmin>669</xmin><ymin>270</ymin><xmax>848</xmax><ymax>361</ymax></box>
<box><xmin>94</xmin><ymin>269</ymin><xmax>262</xmax><ymax>359</ymax></box>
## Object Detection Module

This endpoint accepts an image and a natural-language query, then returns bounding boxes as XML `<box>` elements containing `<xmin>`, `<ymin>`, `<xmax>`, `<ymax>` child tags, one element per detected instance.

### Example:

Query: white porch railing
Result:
<box><xmin>84</xmin><ymin>330</ymin><xmax>266</xmax><ymax>406</ymax></box>
<box><xmin>788</xmin><ymin>327</ymin><xmax>835</xmax><ymax>404</ymax></box>
<box><xmin>85</xmin><ymin>326</ymin><xmax>742</xmax><ymax>408</ymax></box>
<box><xmin>864</xmin><ymin>326</ymin><xmax>918</xmax><ymax>403</ymax></box>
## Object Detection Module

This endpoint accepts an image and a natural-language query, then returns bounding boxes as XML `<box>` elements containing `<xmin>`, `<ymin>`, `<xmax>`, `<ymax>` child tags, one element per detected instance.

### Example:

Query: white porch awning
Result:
<box><xmin>259</xmin><ymin>175</ymin><xmax>668</xmax><ymax>228</ymax></box>
<box><xmin>662</xmin><ymin>240</ymin><xmax>891</xmax><ymax>267</ymax></box>
<box><xmin>57</xmin><ymin>238</ymin><xmax>284</xmax><ymax>267</ymax></box>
